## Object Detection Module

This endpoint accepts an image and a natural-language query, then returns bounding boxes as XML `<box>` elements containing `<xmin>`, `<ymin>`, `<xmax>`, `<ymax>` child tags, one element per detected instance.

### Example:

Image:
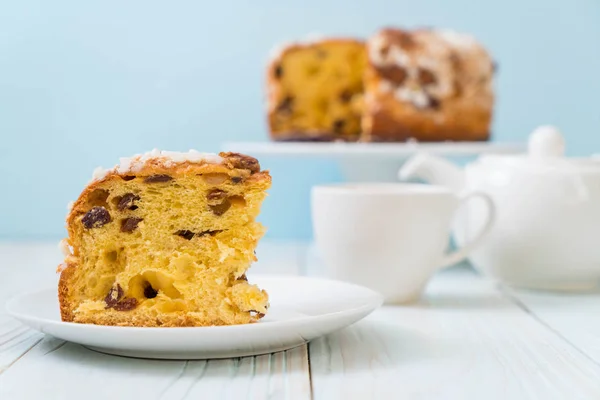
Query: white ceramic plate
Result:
<box><xmin>6</xmin><ymin>275</ymin><xmax>383</xmax><ymax>360</ymax></box>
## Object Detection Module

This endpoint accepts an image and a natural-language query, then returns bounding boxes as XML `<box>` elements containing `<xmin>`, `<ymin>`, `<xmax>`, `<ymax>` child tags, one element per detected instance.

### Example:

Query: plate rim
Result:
<box><xmin>5</xmin><ymin>274</ymin><xmax>384</xmax><ymax>333</ymax></box>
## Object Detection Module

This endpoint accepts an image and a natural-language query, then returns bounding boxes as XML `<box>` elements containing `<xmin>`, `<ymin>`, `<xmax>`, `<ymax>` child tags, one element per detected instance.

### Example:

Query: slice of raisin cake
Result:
<box><xmin>266</xmin><ymin>38</ymin><xmax>367</xmax><ymax>141</ymax></box>
<box><xmin>58</xmin><ymin>150</ymin><xmax>271</xmax><ymax>327</ymax></box>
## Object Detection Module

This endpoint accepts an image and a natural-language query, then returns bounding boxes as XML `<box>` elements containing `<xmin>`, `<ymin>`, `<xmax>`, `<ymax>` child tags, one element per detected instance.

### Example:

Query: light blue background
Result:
<box><xmin>1</xmin><ymin>1</ymin><xmax>599</xmax><ymax>240</ymax></box>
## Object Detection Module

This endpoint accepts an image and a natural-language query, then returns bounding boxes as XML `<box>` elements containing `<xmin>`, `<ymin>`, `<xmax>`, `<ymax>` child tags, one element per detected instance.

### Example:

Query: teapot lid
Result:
<box><xmin>478</xmin><ymin>125</ymin><xmax>600</xmax><ymax>173</ymax></box>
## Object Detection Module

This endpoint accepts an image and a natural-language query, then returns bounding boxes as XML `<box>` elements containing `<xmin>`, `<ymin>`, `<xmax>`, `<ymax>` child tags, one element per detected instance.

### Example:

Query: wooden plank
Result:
<box><xmin>0</xmin><ymin>337</ymin><xmax>311</xmax><ymax>400</ymax></box>
<box><xmin>0</xmin><ymin>243</ymin><xmax>61</xmax><ymax>372</ymax></box>
<box><xmin>503</xmin><ymin>286</ymin><xmax>600</xmax><ymax>367</ymax></box>
<box><xmin>309</xmin><ymin>268</ymin><xmax>600</xmax><ymax>399</ymax></box>
<box><xmin>174</xmin><ymin>345</ymin><xmax>311</xmax><ymax>399</ymax></box>
<box><xmin>0</xmin><ymin>317</ymin><xmax>42</xmax><ymax>374</ymax></box>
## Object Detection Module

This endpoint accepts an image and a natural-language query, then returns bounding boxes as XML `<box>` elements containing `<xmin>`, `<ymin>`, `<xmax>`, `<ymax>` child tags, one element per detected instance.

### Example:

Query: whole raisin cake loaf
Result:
<box><xmin>58</xmin><ymin>150</ymin><xmax>271</xmax><ymax>327</ymax></box>
<box><xmin>362</xmin><ymin>28</ymin><xmax>495</xmax><ymax>142</ymax></box>
<box><xmin>266</xmin><ymin>38</ymin><xmax>367</xmax><ymax>141</ymax></box>
<box><xmin>265</xmin><ymin>28</ymin><xmax>495</xmax><ymax>142</ymax></box>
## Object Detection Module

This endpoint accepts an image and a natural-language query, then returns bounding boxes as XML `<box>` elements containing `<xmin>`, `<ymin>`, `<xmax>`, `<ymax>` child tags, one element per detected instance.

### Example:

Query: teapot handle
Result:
<box><xmin>437</xmin><ymin>191</ymin><xmax>496</xmax><ymax>269</ymax></box>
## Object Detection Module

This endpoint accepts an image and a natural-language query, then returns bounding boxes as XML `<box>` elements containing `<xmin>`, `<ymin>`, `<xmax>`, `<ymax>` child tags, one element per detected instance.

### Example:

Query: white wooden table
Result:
<box><xmin>1</xmin><ymin>241</ymin><xmax>600</xmax><ymax>399</ymax></box>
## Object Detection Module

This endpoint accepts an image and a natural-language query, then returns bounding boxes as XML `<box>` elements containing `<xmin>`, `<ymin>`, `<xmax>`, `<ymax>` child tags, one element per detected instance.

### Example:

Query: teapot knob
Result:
<box><xmin>528</xmin><ymin>125</ymin><xmax>565</xmax><ymax>158</ymax></box>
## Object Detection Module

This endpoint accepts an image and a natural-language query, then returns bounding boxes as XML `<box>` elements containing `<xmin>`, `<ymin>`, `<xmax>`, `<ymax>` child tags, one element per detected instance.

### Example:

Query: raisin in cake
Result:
<box><xmin>362</xmin><ymin>28</ymin><xmax>495</xmax><ymax>142</ymax></box>
<box><xmin>58</xmin><ymin>150</ymin><xmax>271</xmax><ymax>327</ymax></box>
<box><xmin>266</xmin><ymin>38</ymin><xmax>367</xmax><ymax>141</ymax></box>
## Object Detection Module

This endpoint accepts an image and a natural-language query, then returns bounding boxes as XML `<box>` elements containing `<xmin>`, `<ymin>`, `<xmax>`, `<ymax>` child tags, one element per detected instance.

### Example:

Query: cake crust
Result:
<box><xmin>59</xmin><ymin>151</ymin><xmax>271</xmax><ymax>327</ymax></box>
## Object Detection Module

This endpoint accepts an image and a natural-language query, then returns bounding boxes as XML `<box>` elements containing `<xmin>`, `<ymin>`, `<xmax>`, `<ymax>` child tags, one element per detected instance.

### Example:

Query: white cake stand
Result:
<box><xmin>222</xmin><ymin>141</ymin><xmax>525</xmax><ymax>182</ymax></box>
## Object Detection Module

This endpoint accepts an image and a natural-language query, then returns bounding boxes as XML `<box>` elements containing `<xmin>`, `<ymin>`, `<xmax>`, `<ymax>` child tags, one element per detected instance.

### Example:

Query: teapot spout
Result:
<box><xmin>398</xmin><ymin>153</ymin><xmax>466</xmax><ymax>192</ymax></box>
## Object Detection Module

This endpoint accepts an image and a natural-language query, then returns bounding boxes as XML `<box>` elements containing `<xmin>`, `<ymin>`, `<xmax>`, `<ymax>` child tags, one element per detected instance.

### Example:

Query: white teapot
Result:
<box><xmin>399</xmin><ymin>126</ymin><xmax>600</xmax><ymax>291</ymax></box>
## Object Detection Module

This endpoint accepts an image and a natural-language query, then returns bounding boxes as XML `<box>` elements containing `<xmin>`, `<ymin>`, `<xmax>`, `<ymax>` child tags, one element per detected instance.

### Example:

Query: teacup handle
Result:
<box><xmin>437</xmin><ymin>191</ymin><xmax>496</xmax><ymax>269</ymax></box>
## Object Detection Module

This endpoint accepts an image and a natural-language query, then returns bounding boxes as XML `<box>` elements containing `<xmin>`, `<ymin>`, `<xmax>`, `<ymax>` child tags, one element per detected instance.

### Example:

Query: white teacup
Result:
<box><xmin>311</xmin><ymin>183</ymin><xmax>495</xmax><ymax>303</ymax></box>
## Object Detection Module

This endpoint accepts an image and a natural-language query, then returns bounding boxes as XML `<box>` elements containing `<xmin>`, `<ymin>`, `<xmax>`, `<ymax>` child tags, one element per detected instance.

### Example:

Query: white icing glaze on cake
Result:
<box><xmin>436</xmin><ymin>29</ymin><xmax>479</xmax><ymax>49</ymax></box>
<box><xmin>268</xmin><ymin>41</ymin><xmax>294</xmax><ymax>62</ymax></box>
<box><xmin>368</xmin><ymin>28</ymin><xmax>491</xmax><ymax>109</ymax></box>
<box><xmin>396</xmin><ymin>87</ymin><xmax>430</xmax><ymax>109</ymax></box>
<box><xmin>367</xmin><ymin>34</ymin><xmax>387</xmax><ymax>65</ymax></box>
<box><xmin>389</xmin><ymin>47</ymin><xmax>410</xmax><ymax>67</ymax></box>
<box><xmin>59</xmin><ymin>238</ymin><xmax>73</xmax><ymax>256</ymax></box>
<box><xmin>436</xmin><ymin>29</ymin><xmax>493</xmax><ymax>79</ymax></box>
<box><xmin>92</xmin><ymin>167</ymin><xmax>110</xmax><ymax>181</ymax></box>
<box><xmin>379</xmin><ymin>81</ymin><xmax>394</xmax><ymax>93</ymax></box>
<box><xmin>90</xmin><ymin>150</ymin><xmax>224</xmax><ymax>182</ymax></box>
